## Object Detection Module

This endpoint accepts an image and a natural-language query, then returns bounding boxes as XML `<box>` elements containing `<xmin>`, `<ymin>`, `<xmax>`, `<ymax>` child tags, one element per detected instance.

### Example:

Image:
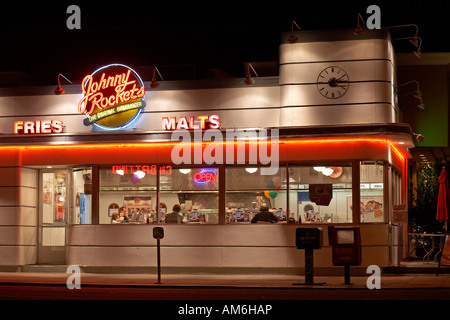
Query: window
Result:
<box><xmin>289</xmin><ymin>164</ymin><xmax>353</xmax><ymax>223</ymax></box>
<box><xmin>99</xmin><ymin>165</ymin><xmax>158</xmax><ymax>224</ymax></box>
<box><xmin>225</xmin><ymin>167</ymin><xmax>287</xmax><ymax>223</ymax></box>
<box><xmin>360</xmin><ymin>162</ymin><xmax>384</xmax><ymax>223</ymax></box>
<box><xmin>71</xmin><ymin>167</ymin><xmax>92</xmax><ymax>224</ymax></box>
<box><xmin>159</xmin><ymin>167</ymin><xmax>219</xmax><ymax>224</ymax></box>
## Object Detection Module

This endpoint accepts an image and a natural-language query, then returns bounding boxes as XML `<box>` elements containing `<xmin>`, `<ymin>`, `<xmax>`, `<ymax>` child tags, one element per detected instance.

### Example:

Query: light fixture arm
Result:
<box><xmin>247</xmin><ymin>63</ymin><xmax>258</xmax><ymax>78</ymax></box>
<box><xmin>288</xmin><ymin>20</ymin><xmax>301</xmax><ymax>43</ymax></box>
<box><xmin>243</xmin><ymin>63</ymin><xmax>258</xmax><ymax>85</ymax></box>
<box><xmin>153</xmin><ymin>67</ymin><xmax>164</xmax><ymax>81</ymax></box>
<box><xmin>291</xmin><ymin>20</ymin><xmax>301</xmax><ymax>33</ymax></box>
<box><xmin>392</xmin><ymin>36</ymin><xmax>422</xmax><ymax>46</ymax></box>
<box><xmin>398</xmin><ymin>80</ymin><xmax>420</xmax><ymax>90</ymax></box>
<box><xmin>57</xmin><ymin>73</ymin><xmax>73</xmax><ymax>87</ymax></box>
<box><xmin>149</xmin><ymin>67</ymin><xmax>164</xmax><ymax>89</ymax></box>
<box><xmin>386</xmin><ymin>24</ymin><xmax>419</xmax><ymax>37</ymax></box>
<box><xmin>356</xmin><ymin>13</ymin><xmax>366</xmax><ymax>28</ymax></box>
<box><xmin>398</xmin><ymin>80</ymin><xmax>424</xmax><ymax>109</ymax></box>
<box><xmin>54</xmin><ymin>73</ymin><xmax>73</xmax><ymax>95</ymax></box>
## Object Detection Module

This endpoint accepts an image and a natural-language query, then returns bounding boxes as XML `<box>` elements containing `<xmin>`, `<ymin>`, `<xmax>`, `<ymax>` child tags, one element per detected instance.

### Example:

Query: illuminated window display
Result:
<box><xmin>289</xmin><ymin>164</ymin><xmax>353</xmax><ymax>223</ymax></box>
<box><xmin>225</xmin><ymin>167</ymin><xmax>287</xmax><ymax>223</ymax></box>
<box><xmin>160</xmin><ymin>168</ymin><xmax>219</xmax><ymax>224</ymax></box>
<box><xmin>360</xmin><ymin>162</ymin><xmax>385</xmax><ymax>223</ymax></box>
<box><xmin>71</xmin><ymin>167</ymin><xmax>92</xmax><ymax>225</ymax></box>
<box><xmin>96</xmin><ymin>163</ymin><xmax>387</xmax><ymax>225</ymax></box>
<box><xmin>99</xmin><ymin>166</ymin><xmax>158</xmax><ymax>224</ymax></box>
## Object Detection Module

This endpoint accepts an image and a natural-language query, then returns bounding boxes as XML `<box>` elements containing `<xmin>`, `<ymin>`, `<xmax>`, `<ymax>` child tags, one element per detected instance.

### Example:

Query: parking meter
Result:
<box><xmin>153</xmin><ymin>227</ymin><xmax>164</xmax><ymax>240</ymax></box>
<box><xmin>293</xmin><ymin>228</ymin><xmax>324</xmax><ymax>285</ymax></box>
<box><xmin>328</xmin><ymin>226</ymin><xmax>361</xmax><ymax>284</ymax></box>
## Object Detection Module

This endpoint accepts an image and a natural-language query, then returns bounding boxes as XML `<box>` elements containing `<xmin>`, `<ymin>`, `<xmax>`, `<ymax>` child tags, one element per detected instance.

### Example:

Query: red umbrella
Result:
<box><xmin>436</xmin><ymin>167</ymin><xmax>450</xmax><ymax>230</ymax></box>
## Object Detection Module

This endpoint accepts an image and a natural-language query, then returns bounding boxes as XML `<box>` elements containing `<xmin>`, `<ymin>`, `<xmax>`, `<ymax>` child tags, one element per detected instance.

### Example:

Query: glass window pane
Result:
<box><xmin>360</xmin><ymin>162</ymin><xmax>384</xmax><ymax>223</ymax></box>
<box><xmin>160</xmin><ymin>167</ymin><xmax>219</xmax><ymax>224</ymax></box>
<box><xmin>225</xmin><ymin>167</ymin><xmax>287</xmax><ymax>224</ymax></box>
<box><xmin>289</xmin><ymin>164</ymin><xmax>352</xmax><ymax>224</ymax></box>
<box><xmin>99</xmin><ymin>165</ymin><xmax>158</xmax><ymax>224</ymax></box>
<box><xmin>72</xmin><ymin>167</ymin><xmax>92</xmax><ymax>224</ymax></box>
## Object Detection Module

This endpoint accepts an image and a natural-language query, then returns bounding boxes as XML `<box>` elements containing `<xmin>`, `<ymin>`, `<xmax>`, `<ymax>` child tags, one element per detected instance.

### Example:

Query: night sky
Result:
<box><xmin>0</xmin><ymin>1</ymin><xmax>449</xmax><ymax>85</ymax></box>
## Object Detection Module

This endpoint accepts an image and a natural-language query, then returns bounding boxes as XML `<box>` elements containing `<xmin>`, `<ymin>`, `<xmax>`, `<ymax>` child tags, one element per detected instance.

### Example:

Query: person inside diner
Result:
<box><xmin>111</xmin><ymin>206</ymin><xmax>129</xmax><ymax>223</ymax></box>
<box><xmin>251</xmin><ymin>204</ymin><xmax>279</xmax><ymax>223</ymax></box>
<box><xmin>165</xmin><ymin>204</ymin><xmax>183</xmax><ymax>224</ymax></box>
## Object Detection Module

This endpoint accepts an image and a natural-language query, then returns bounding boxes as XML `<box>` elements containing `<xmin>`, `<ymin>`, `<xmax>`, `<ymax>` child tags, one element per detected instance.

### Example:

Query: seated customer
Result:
<box><xmin>165</xmin><ymin>204</ymin><xmax>183</xmax><ymax>224</ymax></box>
<box><xmin>119</xmin><ymin>206</ymin><xmax>129</xmax><ymax>222</ymax></box>
<box><xmin>251</xmin><ymin>204</ymin><xmax>279</xmax><ymax>223</ymax></box>
<box><xmin>111</xmin><ymin>211</ymin><xmax>120</xmax><ymax>223</ymax></box>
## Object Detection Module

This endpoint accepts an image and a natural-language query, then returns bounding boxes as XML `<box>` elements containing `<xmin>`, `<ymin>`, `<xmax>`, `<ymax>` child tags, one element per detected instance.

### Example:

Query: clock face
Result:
<box><xmin>317</xmin><ymin>66</ymin><xmax>349</xmax><ymax>99</ymax></box>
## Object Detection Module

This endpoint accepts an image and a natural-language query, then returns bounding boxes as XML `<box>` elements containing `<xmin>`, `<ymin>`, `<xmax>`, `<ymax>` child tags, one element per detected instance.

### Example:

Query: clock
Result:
<box><xmin>317</xmin><ymin>66</ymin><xmax>349</xmax><ymax>99</ymax></box>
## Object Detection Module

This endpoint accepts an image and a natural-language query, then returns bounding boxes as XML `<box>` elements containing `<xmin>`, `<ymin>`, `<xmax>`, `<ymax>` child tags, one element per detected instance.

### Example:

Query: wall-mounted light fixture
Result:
<box><xmin>288</xmin><ymin>20</ymin><xmax>301</xmax><ymax>43</ymax></box>
<box><xmin>413</xmin><ymin>133</ymin><xmax>425</xmax><ymax>143</ymax></box>
<box><xmin>353</xmin><ymin>13</ymin><xmax>366</xmax><ymax>36</ymax></box>
<box><xmin>149</xmin><ymin>67</ymin><xmax>164</xmax><ymax>89</ymax></box>
<box><xmin>54</xmin><ymin>73</ymin><xmax>73</xmax><ymax>95</ymax></box>
<box><xmin>243</xmin><ymin>63</ymin><xmax>258</xmax><ymax>85</ymax></box>
<box><xmin>387</xmin><ymin>24</ymin><xmax>422</xmax><ymax>58</ymax></box>
<box><xmin>398</xmin><ymin>80</ymin><xmax>425</xmax><ymax>109</ymax></box>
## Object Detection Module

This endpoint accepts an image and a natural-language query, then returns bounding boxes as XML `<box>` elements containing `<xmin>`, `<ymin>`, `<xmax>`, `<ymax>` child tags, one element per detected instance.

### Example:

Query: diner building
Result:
<box><xmin>0</xmin><ymin>28</ymin><xmax>417</xmax><ymax>274</ymax></box>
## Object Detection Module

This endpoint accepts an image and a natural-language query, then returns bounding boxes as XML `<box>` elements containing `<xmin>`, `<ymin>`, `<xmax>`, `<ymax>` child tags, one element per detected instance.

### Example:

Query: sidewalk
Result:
<box><xmin>1</xmin><ymin>268</ymin><xmax>450</xmax><ymax>289</ymax></box>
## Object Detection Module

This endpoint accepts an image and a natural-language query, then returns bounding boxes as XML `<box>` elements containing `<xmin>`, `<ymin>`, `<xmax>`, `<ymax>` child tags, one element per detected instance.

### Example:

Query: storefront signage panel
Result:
<box><xmin>162</xmin><ymin>115</ymin><xmax>221</xmax><ymax>130</ymax></box>
<box><xmin>112</xmin><ymin>165</ymin><xmax>172</xmax><ymax>176</ymax></box>
<box><xmin>78</xmin><ymin>64</ymin><xmax>146</xmax><ymax>131</ymax></box>
<box><xmin>14</xmin><ymin>120</ymin><xmax>64</xmax><ymax>134</ymax></box>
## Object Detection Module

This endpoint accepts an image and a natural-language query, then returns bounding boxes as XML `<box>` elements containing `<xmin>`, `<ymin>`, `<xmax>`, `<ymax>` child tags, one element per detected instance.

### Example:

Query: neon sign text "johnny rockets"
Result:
<box><xmin>77</xmin><ymin>64</ymin><xmax>146</xmax><ymax>130</ymax></box>
<box><xmin>78</xmin><ymin>69</ymin><xmax>144</xmax><ymax>116</ymax></box>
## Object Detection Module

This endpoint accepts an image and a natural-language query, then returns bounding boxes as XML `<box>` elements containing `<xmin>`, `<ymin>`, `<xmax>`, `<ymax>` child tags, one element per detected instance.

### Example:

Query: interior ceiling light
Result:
<box><xmin>134</xmin><ymin>171</ymin><xmax>146</xmax><ymax>179</ymax></box>
<box><xmin>245</xmin><ymin>168</ymin><xmax>258</xmax><ymax>173</ymax></box>
<box><xmin>353</xmin><ymin>13</ymin><xmax>366</xmax><ymax>36</ymax></box>
<box><xmin>243</xmin><ymin>63</ymin><xmax>258</xmax><ymax>85</ymax></box>
<box><xmin>54</xmin><ymin>73</ymin><xmax>73</xmax><ymax>95</ymax></box>
<box><xmin>322</xmin><ymin>168</ymin><xmax>335</xmax><ymax>176</ymax></box>
<box><xmin>149</xmin><ymin>67</ymin><xmax>164</xmax><ymax>89</ymax></box>
<box><xmin>179</xmin><ymin>169</ymin><xmax>191</xmax><ymax>174</ymax></box>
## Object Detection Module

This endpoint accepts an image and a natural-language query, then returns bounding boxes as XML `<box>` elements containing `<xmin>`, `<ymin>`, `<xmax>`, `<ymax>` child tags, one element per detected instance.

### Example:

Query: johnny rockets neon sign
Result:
<box><xmin>78</xmin><ymin>64</ymin><xmax>146</xmax><ymax>130</ymax></box>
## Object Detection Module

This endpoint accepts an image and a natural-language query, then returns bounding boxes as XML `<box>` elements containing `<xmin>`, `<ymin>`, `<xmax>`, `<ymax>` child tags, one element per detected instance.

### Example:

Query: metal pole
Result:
<box><xmin>305</xmin><ymin>248</ymin><xmax>313</xmax><ymax>284</ymax></box>
<box><xmin>344</xmin><ymin>265</ymin><xmax>351</xmax><ymax>285</ymax></box>
<box><xmin>156</xmin><ymin>238</ymin><xmax>162</xmax><ymax>284</ymax></box>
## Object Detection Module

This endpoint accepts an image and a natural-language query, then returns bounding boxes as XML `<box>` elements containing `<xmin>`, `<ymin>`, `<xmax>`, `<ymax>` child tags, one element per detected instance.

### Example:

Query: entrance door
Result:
<box><xmin>38</xmin><ymin>170</ymin><xmax>69</xmax><ymax>264</ymax></box>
